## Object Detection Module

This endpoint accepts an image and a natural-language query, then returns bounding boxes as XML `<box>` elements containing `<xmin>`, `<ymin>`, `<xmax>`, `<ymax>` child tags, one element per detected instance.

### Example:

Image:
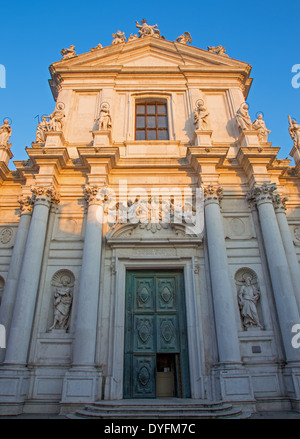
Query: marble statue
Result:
<box><xmin>207</xmin><ymin>45</ymin><xmax>228</xmax><ymax>56</ymax></box>
<box><xmin>112</xmin><ymin>30</ymin><xmax>126</xmax><ymax>45</ymax></box>
<box><xmin>47</xmin><ymin>103</ymin><xmax>65</xmax><ymax>132</ymax></box>
<box><xmin>238</xmin><ymin>276</ymin><xmax>263</xmax><ymax>330</ymax></box>
<box><xmin>252</xmin><ymin>113</ymin><xmax>271</xmax><ymax>142</ymax></box>
<box><xmin>49</xmin><ymin>278</ymin><xmax>73</xmax><ymax>331</ymax></box>
<box><xmin>95</xmin><ymin>103</ymin><xmax>112</xmax><ymax>130</ymax></box>
<box><xmin>135</xmin><ymin>19</ymin><xmax>161</xmax><ymax>38</ymax></box>
<box><xmin>236</xmin><ymin>103</ymin><xmax>252</xmax><ymax>131</ymax></box>
<box><xmin>0</xmin><ymin>119</ymin><xmax>12</xmax><ymax>146</ymax></box>
<box><xmin>35</xmin><ymin>116</ymin><xmax>50</xmax><ymax>143</ymax></box>
<box><xmin>194</xmin><ymin>101</ymin><xmax>209</xmax><ymax>130</ymax></box>
<box><xmin>288</xmin><ymin>116</ymin><xmax>300</xmax><ymax>149</ymax></box>
<box><xmin>61</xmin><ymin>45</ymin><xmax>76</xmax><ymax>59</ymax></box>
<box><xmin>176</xmin><ymin>32</ymin><xmax>192</xmax><ymax>45</ymax></box>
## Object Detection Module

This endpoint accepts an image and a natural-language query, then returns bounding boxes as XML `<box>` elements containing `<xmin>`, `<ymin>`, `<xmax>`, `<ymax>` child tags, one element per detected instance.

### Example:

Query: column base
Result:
<box><xmin>0</xmin><ymin>365</ymin><xmax>30</xmax><ymax>413</ymax></box>
<box><xmin>61</xmin><ymin>366</ymin><xmax>102</xmax><ymax>404</ymax></box>
<box><xmin>213</xmin><ymin>363</ymin><xmax>255</xmax><ymax>404</ymax></box>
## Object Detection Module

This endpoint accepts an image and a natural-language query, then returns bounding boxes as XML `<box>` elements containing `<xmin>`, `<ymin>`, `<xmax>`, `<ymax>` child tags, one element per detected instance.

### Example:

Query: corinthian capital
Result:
<box><xmin>18</xmin><ymin>195</ymin><xmax>35</xmax><ymax>215</ymax></box>
<box><xmin>31</xmin><ymin>184</ymin><xmax>60</xmax><ymax>205</ymax></box>
<box><xmin>272</xmin><ymin>193</ymin><xmax>288</xmax><ymax>212</ymax></box>
<box><xmin>203</xmin><ymin>185</ymin><xmax>223</xmax><ymax>203</ymax></box>
<box><xmin>84</xmin><ymin>184</ymin><xmax>114</xmax><ymax>207</ymax></box>
<box><xmin>246</xmin><ymin>182</ymin><xmax>277</xmax><ymax>206</ymax></box>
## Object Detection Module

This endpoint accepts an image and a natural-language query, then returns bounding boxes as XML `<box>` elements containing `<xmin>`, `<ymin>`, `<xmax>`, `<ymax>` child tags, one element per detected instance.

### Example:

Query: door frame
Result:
<box><xmin>106</xmin><ymin>256</ymin><xmax>203</xmax><ymax>400</ymax></box>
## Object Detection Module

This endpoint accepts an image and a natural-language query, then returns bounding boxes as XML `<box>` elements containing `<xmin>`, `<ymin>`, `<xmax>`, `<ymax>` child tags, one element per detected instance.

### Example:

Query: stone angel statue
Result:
<box><xmin>61</xmin><ymin>45</ymin><xmax>76</xmax><ymax>59</ymax></box>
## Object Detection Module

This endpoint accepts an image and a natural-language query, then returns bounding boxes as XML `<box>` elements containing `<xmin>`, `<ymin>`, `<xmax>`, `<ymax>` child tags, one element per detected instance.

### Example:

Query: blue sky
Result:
<box><xmin>0</xmin><ymin>0</ymin><xmax>298</xmax><ymax>166</ymax></box>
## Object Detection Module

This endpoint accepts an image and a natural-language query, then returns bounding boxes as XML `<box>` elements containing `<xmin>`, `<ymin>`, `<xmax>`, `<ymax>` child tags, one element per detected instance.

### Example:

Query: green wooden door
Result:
<box><xmin>124</xmin><ymin>270</ymin><xmax>190</xmax><ymax>398</ymax></box>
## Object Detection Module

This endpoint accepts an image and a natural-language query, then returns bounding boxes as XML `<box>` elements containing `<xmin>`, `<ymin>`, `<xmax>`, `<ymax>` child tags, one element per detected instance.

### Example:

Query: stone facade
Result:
<box><xmin>0</xmin><ymin>21</ymin><xmax>300</xmax><ymax>415</ymax></box>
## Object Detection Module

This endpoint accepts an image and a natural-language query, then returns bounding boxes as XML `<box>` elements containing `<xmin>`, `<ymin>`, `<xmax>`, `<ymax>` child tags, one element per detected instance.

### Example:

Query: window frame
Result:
<box><xmin>135</xmin><ymin>100</ymin><xmax>169</xmax><ymax>141</ymax></box>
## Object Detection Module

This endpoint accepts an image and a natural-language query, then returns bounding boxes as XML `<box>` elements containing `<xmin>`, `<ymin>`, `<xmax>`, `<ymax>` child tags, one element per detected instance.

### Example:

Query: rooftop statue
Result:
<box><xmin>112</xmin><ymin>30</ymin><xmax>126</xmax><ymax>45</ymax></box>
<box><xmin>236</xmin><ymin>103</ymin><xmax>252</xmax><ymax>131</ymax></box>
<box><xmin>176</xmin><ymin>32</ymin><xmax>192</xmax><ymax>45</ymax></box>
<box><xmin>288</xmin><ymin>115</ymin><xmax>300</xmax><ymax>150</ymax></box>
<box><xmin>252</xmin><ymin>113</ymin><xmax>271</xmax><ymax>143</ymax></box>
<box><xmin>207</xmin><ymin>45</ymin><xmax>228</xmax><ymax>56</ymax></box>
<box><xmin>0</xmin><ymin>119</ymin><xmax>12</xmax><ymax>147</ymax></box>
<box><xmin>35</xmin><ymin>116</ymin><xmax>50</xmax><ymax>143</ymax></box>
<box><xmin>61</xmin><ymin>45</ymin><xmax>76</xmax><ymax>59</ymax></box>
<box><xmin>135</xmin><ymin>19</ymin><xmax>161</xmax><ymax>38</ymax></box>
<box><xmin>91</xmin><ymin>43</ymin><xmax>103</xmax><ymax>52</ymax></box>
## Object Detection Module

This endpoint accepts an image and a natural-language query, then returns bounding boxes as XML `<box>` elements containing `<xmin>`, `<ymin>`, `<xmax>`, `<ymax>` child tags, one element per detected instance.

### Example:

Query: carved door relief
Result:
<box><xmin>124</xmin><ymin>270</ymin><xmax>190</xmax><ymax>399</ymax></box>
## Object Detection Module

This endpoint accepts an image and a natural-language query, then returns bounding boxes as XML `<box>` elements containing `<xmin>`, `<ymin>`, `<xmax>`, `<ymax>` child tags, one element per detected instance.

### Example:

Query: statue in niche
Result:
<box><xmin>238</xmin><ymin>276</ymin><xmax>263</xmax><ymax>330</ymax></box>
<box><xmin>61</xmin><ymin>45</ymin><xmax>76</xmax><ymax>59</ymax></box>
<box><xmin>47</xmin><ymin>103</ymin><xmax>65</xmax><ymax>132</ymax></box>
<box><xmin>288</xmin><ymin>116</ymin><xmax>300</xmax><ymax>150</ymax></box>
<box><xmin>193</xmin><ymin>100</ymin><xmax>209</xmax><ymax>130</ymax></box>
<box><xmin>35</xmin><ymin>116</ymin><xmax>50</xmax><ymax>143</ymax></box>
<box><xmin>207</xmin><ymin>45</ymin><xmax>228</xmax><ymax>56</ymax></box>
<box><xmin>135</xmin><ymin>19</ymin><xmax>161</xmax><ymax>38</ymax></box>
<box><xmin>0</xmin><ymin>119</ymin><xmax>12</xmax><ymax>146</ymax></box>
<box><xmin>95</xmin><ymin>102</ymin><xmax>112</xmax><ymax>130</ymax></box>
<box><xmin>49</xmin><ymin>277</ymin><xmax>73</xmax><ymax>331</ymax></box>
<box><xmin>112</xmin><ymin>30</ymin><xmax>126</xmax><ymax>45</ymax></box>
<box><xmin>176</xmin><ymin>32</ymin><xmax>192</xmax><ymax>45</ymax></box>
<box><xmin>235</xmin><ymin>103</ymin><xmax>252</xmax><ymax>131</ymax></box>
<box><xmin>252</xmin><ymin>113</ymin><xmax>271</xmax><ymax>143</ymax></box>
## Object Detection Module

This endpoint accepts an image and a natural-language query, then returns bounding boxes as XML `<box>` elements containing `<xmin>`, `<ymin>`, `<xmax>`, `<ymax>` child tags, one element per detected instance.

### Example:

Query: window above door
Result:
<box><xmin>135</xmin><ymin>101</ymin><xmax>169</xmax><ymax>141</ymax></box>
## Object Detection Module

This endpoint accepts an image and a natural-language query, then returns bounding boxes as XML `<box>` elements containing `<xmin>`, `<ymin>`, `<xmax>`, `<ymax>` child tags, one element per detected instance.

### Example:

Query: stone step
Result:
<box><xmin>68</xmin><ymin>400</ymin><xmax>250</xmax><ymax>419</ymax></box>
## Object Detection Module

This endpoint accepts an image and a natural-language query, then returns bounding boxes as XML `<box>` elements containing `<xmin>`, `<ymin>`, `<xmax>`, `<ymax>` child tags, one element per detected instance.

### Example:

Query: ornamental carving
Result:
<box><xmin>272</xmin><ymin>193</ymin><xmax>288</xmax><ymax>212</ymax></box>
<box><xmin>203</xmin><ymin>185</ymin><xmax>223</xmax><ymax>202</ymax></box>
<box><xmin>207</xmin><ymin>45</ymin><xmax>228</xmax><ymax>56</ymax></box>
<box><xmin>84</xmin><ymin>185</ymin><xmax>114</xmax><ymax>207</ymax></box>
<box><xmin>246</xmin><ymin>182</ymin><xmax>277</xmax><ymax>205</ymax></box>
<box><xmin>111</xmin><ymin>30</ymin><xmax>126</xmax><ymax>45</ymax></box>
<box><xmin>0</xmin><ymin>227</ymin><xmax>13</xmax><ymax>245</ymax></box>
<box><xmin>31</xmin><ymin>185</ymin><xmax>60</xmax><ymax>204</ymax></box>
<box><xmin>18</xmin><ymin>195</ymin><xmax>35</xmax><ymax>215</ymax></box>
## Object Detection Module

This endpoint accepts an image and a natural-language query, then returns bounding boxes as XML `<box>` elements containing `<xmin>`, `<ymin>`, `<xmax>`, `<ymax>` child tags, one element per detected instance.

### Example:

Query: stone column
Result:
<box><xmin>204</xmin><ymin>185</ymin><xmax>254</xmax><ymax>403</ymax></box>
<box><xmin>204</xmin><ymin>185</ymin><xmax>241</xmax><ymax>364</ymax></box>
<box><xmin>61</xmin><ymin>185</ymin><xmax>107</xmax><ymax>405</ymax></box>
<box><xmin>247</xmin><ymin>183</ymin><xmax>300</xmax><ymax>363</ymax></box>
<box><xmin>273</xmin><ymin>193</ymin><xmax>300</xmax><ymax>311</ymax></box>
<box><xmin>0</xmin><ymin>196</ymin><xmax>34</xmax><ymax>363</ymax></box>
<box><xmin>4</xmin><ymin>186</ymin><xmax>59</xmax><ymax>365</ymax></box>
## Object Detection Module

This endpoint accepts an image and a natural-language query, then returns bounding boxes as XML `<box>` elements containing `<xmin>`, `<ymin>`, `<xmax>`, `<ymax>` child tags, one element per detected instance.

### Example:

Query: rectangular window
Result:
<box><xmin>135</xmin><ymin>102</ymin><xmax>169</xmax><ymax>140</ymax></box>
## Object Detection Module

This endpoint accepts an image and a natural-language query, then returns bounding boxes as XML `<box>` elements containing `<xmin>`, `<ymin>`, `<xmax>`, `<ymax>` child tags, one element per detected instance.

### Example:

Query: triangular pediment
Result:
<box><xmin>51</xmin><ymin>37</ymin><xmax>250</xmax><ymax>72</ymax></box>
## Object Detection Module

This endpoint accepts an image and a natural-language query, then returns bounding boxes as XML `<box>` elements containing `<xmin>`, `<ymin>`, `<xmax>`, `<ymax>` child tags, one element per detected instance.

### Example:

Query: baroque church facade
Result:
<box><xmin>0</xmin><ymin>20</ymin><xmax>300</xmax><ymax>416</ymax></box>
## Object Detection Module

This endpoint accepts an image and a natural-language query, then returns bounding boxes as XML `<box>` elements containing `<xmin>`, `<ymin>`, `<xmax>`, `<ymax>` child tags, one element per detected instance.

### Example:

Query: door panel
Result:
<box><xmin>124</xmin><ymin>270</ymin><xmax>190</xmax><ymax>399</ymax></box>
